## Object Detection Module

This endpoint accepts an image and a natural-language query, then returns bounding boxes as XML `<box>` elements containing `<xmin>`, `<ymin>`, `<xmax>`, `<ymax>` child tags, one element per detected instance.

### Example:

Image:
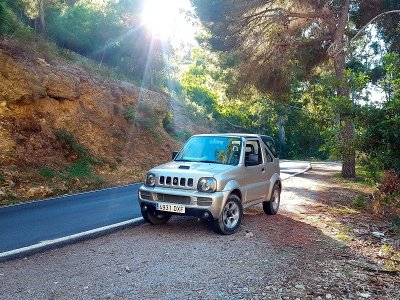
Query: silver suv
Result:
<box><xmin>138</xmin><ymin>134</ymin><xmax>281</xmax><ymax>234</ymax></box>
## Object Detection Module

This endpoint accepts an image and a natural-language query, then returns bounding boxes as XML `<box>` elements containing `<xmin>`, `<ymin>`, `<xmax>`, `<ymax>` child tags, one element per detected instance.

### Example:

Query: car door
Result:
<box><xmin>243</xmin><ymin>139</ymin><xmax>267</xmax><ymax>203</ymax></box>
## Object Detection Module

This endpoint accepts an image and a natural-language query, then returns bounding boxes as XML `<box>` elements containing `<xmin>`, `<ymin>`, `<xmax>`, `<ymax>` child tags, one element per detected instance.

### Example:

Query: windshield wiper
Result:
<box><xmin>197</xmin><ymin>160</ymin><xmax>223</xmax><ymax>164</ymax></box>
<box><xmin>175</xmin><ymin>159</ymin><xmax>223</xmax><ymax>164</ymax></box>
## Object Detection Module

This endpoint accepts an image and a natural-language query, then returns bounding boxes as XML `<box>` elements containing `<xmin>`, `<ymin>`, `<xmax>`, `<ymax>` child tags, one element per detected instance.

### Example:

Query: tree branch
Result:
<box><xmin>242</xmin><ymin>7</ymin><xmax>330</xmax><ymax>25</ymax></box>
<box><xmin>275</xmin><ymin>35</ymin><xmax>333</xmax><ymax>48</ymax></box>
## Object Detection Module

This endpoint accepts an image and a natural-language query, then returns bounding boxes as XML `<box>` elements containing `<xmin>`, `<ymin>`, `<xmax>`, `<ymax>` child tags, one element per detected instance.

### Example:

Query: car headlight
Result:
<box><xmin>197</xmin><ymin>177</ymin><xmax>217</xmax><ymax>193</ymax></box>
<box><xmin>145</xmin><ymin>173</ymin><xmax>156</xmax><ymax>187</ymax></box>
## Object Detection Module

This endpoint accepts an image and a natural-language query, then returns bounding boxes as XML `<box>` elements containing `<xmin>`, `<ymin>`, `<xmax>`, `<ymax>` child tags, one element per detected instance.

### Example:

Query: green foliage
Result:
<box><xmin>181</xmin><ymin>60</ymin><xmax>219</xmax><ymax>114</ymax></box>
<box><xmin>67</xmin><ymin>159</ymin><xmax>93</xmax><ymax>178</ymax></box>
<box><xmin>0</xmin><ymin>0</ymin><xmax>32</xmax><ymax>38</ymax></box>
<box><xmin>379</xmin><ymin>244</ymin><xmax>400</xmax><ymax>271</ymax></box>
<box><xmin>135</xmin><ymin>116</ymin><xmax>158</xmax><ymax>130</ymax></box>
<box><xmin>6</xmin><ymin>192</ymin><xmax>16</xmax><ymax>201</ymax></box>
<box><xmin>122</xmin><ymin>104</ymin><xmax>136</xmax><ymax>123</ymax></box>
<box><xmin>135</xmin><ymin>102</ymin><xmax>158</xmax><ymax>129</ymax></box>
<box><xmin>54</xmin><ymin>129</ymin><xmax>89</xmax><ymax>158</ymax></box>
<box><xmin>355</xmin><ymin>163</ymin><xmax>382</xmax><ymax>186</ymax></box>
<box><xmin>0</xmin><ymin>174</ymin><xmax>5</xmax><ymax>182</ymax></box>
<box><xmin>352</xmin><ymin>195</ymin><xmax>367</xmax><ymax>208</ymax></box>
<box><xmin>44</xmin><ymin>1</ymin><xmax>165</xmax><ymax>86</ymax></box>
<box><xmin>39</xmin><ymin>167</ymin><xmax>55</xmax><ymax>179</ymax></box>
<box><xmin>358</xmin><ymin>99</ymin><xmax>400</xmax><ymax>174</ymax></box>
<box><xmin>4</xmin><ymin>0</ymin><xmax>167</xmax><ymax>87</ymax></box>
<box><xmin>175</xmin><ymin>129</ymin><xmax>192</xmax><ymax>142</ymax></box>
<box><xmin>162</xmin><ymin>111</ymin><xmax>174</xmax><ymax>133</ymax></box>
<box><xmin>392</xmin><ymin>217</ymin><xmax>400</xmax><ymax>236</ymax></box>
<box><xmin>54</xmin><ymin>129</ymin><xmax>102</xmax><ymax>182</ymax></box>
<box><xmin>378</xmin><ymin>53</ymin><xmax>400</xmax><ymax>102</ymax></box>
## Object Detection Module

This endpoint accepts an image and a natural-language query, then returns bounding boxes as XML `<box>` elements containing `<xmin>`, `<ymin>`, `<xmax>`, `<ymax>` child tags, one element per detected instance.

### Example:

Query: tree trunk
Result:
<box><xmin>330</xmin><ymin>0</ymin><xmax>355</xmax><ymax>179</ymax></box>
<box><xmin>38</xmin><ymin>0</ymin><xmax>45</xmax><ymax>34</ymax></box>
<box><xmin>278</xmin><ymin>115</ymin><xmax>286</xmax><ymax>158</ymax></box>
<box><xmin>334</xmin><ymin>50</ymin><xmax>356</xmax><ymax>179</ymax></box>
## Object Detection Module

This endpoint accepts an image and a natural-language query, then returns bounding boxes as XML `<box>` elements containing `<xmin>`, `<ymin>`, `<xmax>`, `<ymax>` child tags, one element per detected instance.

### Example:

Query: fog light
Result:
<box><xmin>142</xmin><ymin>205</ymin><xmax>148</xmax><ymax>212</ymax></box>
<box><xmin>203</xmin><ymin>212</ymin><xmax>209</xmax><ymax>219</ymax></box>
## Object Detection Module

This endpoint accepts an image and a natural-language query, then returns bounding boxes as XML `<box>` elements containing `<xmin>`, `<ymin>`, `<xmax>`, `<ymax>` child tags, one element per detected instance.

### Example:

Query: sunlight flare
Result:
<box><xmin>141</xmin><ymin>0</ymin><xmax>195</xmax><ymax>42</ymax></box>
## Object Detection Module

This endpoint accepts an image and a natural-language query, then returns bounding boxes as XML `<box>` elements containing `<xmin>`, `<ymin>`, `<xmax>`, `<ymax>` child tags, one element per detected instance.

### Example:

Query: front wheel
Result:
<box><xmin>141</xmin><ymin>209</ymin><xmax>172</xmax><ymax>225</ymax></box>
<box><xmin>263</xmin><ymin>183</ymin><xmax>280</xmax><ymax>215</ymax></box>
<box><xmin>212</xmin><ymin>194</ymin><xmax>243</xmax><ymax>235</ymax></box>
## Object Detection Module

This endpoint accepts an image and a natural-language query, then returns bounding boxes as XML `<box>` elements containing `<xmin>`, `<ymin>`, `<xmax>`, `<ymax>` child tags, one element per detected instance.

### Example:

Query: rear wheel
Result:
<box><xmin>263</xmin><ymin>183</ymin><xmax>280</xmax><ymax>215</ymax></box>
<box><xmin>212</xmin><ymin>194</ymin><xmax>243</xmax><ymax>235</ymax></box>
<box><xmin>141</xmin><ymin>209</ymin><xmax>172</xmax><ymax>225</ymax></box>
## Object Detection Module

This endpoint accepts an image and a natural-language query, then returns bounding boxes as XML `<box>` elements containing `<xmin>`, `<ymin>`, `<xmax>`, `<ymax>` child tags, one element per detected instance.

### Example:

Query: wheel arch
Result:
<box><xmin>275</xmin><ymin>179</ymin><xmax>282</xmax><ymax>191</ymax></box>
<box><xmin>268</xmin><ymin>173</ymin><xmax>282</xmax><ymax>198</ymax></box>
<box><xmin>230</xmin><ymin>188</ymin><xmax>242</xmax><ymax>201</ymax></box>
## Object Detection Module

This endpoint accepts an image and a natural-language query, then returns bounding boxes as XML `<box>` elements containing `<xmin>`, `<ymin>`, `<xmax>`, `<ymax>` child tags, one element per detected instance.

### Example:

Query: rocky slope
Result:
<box><xmin>0</xmin><ymin>39</ymin><xmax>179</xmax><ymax>205</ymax></box>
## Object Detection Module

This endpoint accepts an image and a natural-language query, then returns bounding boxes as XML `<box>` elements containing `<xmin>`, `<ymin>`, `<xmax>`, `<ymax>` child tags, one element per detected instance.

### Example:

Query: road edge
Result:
<box><xmin>0</xmin><ymin>217</ymin><xmax>144</xmax><ymax>262</ymax></box>
<box><xmin>1</xmin><ymin>183</ymin><xmax>143</xmax><ymax>210</ymax></box>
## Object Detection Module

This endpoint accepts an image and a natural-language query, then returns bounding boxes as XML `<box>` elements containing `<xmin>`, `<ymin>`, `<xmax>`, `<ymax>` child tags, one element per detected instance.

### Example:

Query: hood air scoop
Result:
<box><xmin>178</xmin><ymin>165</ymin><xmax>190</xmax><ymax>169</ymax></box>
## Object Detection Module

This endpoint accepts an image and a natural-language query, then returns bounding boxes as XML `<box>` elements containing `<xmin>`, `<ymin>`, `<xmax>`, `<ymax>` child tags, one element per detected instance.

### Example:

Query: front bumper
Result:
<box><xmin>138</xmin><ymin>185</ymin><xmax>230</xmax><ymax>220</ymax></box>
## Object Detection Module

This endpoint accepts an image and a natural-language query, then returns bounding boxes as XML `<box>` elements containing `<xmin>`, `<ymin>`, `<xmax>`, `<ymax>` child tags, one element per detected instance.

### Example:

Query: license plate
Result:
<box><xmin>156</xmin><ymin>203</ymin><xmax>185</xmax><ymax>213</ymax></box>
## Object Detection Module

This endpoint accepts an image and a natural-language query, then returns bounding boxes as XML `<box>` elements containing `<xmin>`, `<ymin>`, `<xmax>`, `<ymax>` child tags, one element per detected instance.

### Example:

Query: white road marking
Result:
<box><xmin>281</xmin><ymin>163</ymin><xmax>312</xmax><ymax>180</ymax></box>
<box><xmin>0</xmin><ymin>217</ymin><xmax>143</xmax><ymax>260</ymax></box>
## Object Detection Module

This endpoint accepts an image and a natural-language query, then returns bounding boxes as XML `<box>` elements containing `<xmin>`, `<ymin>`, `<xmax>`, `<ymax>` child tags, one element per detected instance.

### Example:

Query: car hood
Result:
<box><xmin>151</xmin><ymin>161</ymin><xmax>234</xmax><ymax>177</ymax></box>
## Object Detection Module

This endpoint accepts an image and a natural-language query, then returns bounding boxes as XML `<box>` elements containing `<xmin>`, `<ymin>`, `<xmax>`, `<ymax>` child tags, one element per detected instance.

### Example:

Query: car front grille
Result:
<box><xmin>155</xmin><ymin>193</ymin><xmax>191</xmax><ymax>204</ymax></box>
<box><xmin>159</xmin><ymin>176</ymin><xmax>194</xmax><ymax>188</ymax></box>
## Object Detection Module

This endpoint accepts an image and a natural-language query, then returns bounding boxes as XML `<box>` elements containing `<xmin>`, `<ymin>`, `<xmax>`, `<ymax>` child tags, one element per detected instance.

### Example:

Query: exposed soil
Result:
<box><xmin>0</xmin><ymin>163</ymin><xmax>399</xmax><ymax>299</ymax></box>
<box><xmin>0</xmin><ymin>39</ymin><xmax>180</xmax><ymax>205</ymax></box>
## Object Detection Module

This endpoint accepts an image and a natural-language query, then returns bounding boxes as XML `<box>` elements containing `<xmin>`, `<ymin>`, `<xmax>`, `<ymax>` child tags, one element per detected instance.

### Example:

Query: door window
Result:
<box><xmin>265</xmin><ymin>148</ymin><xmax>273</xmax><ymax>163</ymax></box>
<box><xmin>245</xmin><ymin>140</ymin><xmax>263</xmax><ymax>165</ymax></box>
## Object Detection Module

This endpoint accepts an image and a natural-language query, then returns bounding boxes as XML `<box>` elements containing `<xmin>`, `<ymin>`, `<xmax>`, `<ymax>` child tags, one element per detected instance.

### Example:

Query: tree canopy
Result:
<box><xmin>191</xmin><ymin>0</ymin><xmax>399</xmax><ymax>178</ymax></box>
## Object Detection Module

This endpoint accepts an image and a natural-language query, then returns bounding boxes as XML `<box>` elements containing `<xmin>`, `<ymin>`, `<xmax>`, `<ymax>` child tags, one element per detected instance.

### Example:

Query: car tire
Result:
<box><xmin>263</xmin><ymin>183</ymin><xmax>280</xmax><ymax>215</ymax></box>
<box><xmin>212</xmin><ymin>194</ymin><xmax>243</xmax><ymax>235</ymax></box>
<box><xmin>141</xmin><ymin>209</ymin><xmax>172</xmax><ymax>225</ymax></box>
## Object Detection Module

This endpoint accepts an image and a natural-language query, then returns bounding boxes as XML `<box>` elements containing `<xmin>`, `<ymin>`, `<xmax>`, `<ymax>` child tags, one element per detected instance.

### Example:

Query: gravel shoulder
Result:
<box><xmin>0</xmin><ymin>163</ymin><xmax>399</xmax><ymax>300</ymax></box>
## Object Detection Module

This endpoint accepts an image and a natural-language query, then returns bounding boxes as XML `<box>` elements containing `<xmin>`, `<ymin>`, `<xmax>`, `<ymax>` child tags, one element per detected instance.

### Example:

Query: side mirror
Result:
<box><xmin>245</xmin><ymin>154</ymin><xmax>259</xmax><ymax>167</ymax></box>
<box><xmin>172</xmin><ymin>151</ymin><xmax>179</xmax><ymax>160</ymax></box>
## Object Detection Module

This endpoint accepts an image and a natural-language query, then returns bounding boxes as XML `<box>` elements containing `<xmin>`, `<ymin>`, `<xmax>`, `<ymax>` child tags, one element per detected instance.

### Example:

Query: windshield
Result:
<box><xmin>175</xmin><ymin>136</ymin><xmax>242</xmax><ymax>165</ymax></box>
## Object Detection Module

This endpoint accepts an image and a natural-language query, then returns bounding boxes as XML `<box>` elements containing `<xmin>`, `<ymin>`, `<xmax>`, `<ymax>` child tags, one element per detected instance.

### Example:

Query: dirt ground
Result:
<box><xmin>0</xmin><ymin>163</ymin><xmax>399</xmax><ymax>299</ymax></box>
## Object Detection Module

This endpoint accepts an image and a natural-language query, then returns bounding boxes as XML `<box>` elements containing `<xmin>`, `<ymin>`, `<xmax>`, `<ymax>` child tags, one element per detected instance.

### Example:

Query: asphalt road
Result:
<box><xmin>0</xmin><ymin>160</ymin><xmax>310</xmax><ymax>259</ymax></box>
<box><xmin>279</xmin><ymin>160</ymin><xmax>311</xmax><ymax>179</ymax></box>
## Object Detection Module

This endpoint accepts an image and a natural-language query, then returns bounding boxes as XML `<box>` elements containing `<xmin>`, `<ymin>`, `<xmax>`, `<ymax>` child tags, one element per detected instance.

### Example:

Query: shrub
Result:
<box><xmin>136</xmin><ymin>115</ymin><xmax>158</xmax><ymax>129</ymax></box>
<box><xmin>54</xmin><ymin>129</ymin><xmax>104</xmax><ymax>184</ymax></box>
<box><xmin>6</xmin><ymin>192</ymin><xmax>16</xmax><ymax>201</ymax></box>
<box><xmin>176</xmin><ymin>129</ymin><xmax>192</xmax><ymax>142</ymax></box>
<box><xmin>352</xmin><ymin>195</ymin><xmax>367</xmax><ymax>208</ymax></box>
<box><xmin>67</xmin><ymin>159</ymin><xmax>93</xmax><ymax>178</ymax></box>
<box><xmin>392</xmin><ymin>217</ymin><xmax>400</xmax><ymax>235</ymax></box>
<box><xmin>137</xmin><ymin>101</ymin><xmax>157</xmax><ymax>116</ymax></box>
<box><xmin>122</xmin><ymin>104</ymin><xmax>136</xmax><ymax>123</ymax></box>
<box><xmin>39</xmin><ymin>167</ymin><xmax>55</xmax><ymax>179</ymax></box>
<box><xmin>135</xmin><ymin>102</ymin><xmax>159</xmax><ymax>129</ymax></box>
<box><xmin>370</xmin><ymin>171</ymin><xmax>400</xmax><ymax>219</ymax></box>
<box><xmin>379</xmin><ymin>170</ymin><xmax>400</xmax><ymax>195</ymax></box>
<box><xmin>163</xmin><ymin>111</ymin><xmax>174</xmax><ymax>133</ymax></box>
<box><xmin>54</xmin><ymin>129</ymin><xmax>89</xmax><ymax>158</ymax></box>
